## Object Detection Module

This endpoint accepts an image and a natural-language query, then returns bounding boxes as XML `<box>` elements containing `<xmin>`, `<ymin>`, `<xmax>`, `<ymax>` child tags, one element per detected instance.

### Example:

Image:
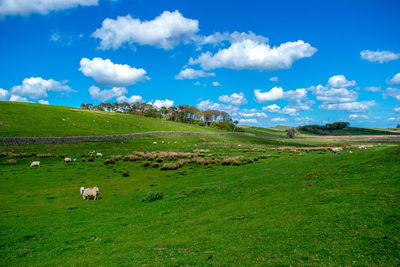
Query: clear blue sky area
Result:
<box><xmin>0</xmin><ymin>0</ymin><xmax>399</xmax><ymax>127</ymax></box>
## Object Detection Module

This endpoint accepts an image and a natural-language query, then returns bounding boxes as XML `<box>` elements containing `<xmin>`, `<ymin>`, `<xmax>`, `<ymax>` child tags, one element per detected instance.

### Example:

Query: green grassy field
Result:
<box><xmin>1</xmin><ymin>103</ymin><xmax>399</xmax><ymax>265</ymax></box>
<box><xmin>0</xmin><ymin>101</ymin><xmax>219</xmax><ymax>137</ymax></box>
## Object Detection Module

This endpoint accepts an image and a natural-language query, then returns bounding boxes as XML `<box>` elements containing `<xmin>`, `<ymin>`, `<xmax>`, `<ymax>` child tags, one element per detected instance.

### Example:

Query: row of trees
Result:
<box><xmin>80</xmin><ymin>102</ymin><xmax>240</xmax><ymax>131</ymax></box>
<box><xmin>297</xmin><ymin>122</ymin><xmax>350</xmax><ymax>135</ymax></box>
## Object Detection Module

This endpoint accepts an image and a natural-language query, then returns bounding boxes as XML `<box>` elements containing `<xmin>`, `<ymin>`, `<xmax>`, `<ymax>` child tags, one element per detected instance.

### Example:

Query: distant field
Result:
<box><xmin>1</xmin><ymin>102</ymin><xmax>399</xmax><ymax>265</ymax></box>
<box><xmin>0</xmin><ymin>102</ymin><xmax>220</xmax><ymax>137</ymax></box>
<box><xmin>299</xmin><ymin>127</ymin><xmax>400</xmax><ymax>136</ymax></box>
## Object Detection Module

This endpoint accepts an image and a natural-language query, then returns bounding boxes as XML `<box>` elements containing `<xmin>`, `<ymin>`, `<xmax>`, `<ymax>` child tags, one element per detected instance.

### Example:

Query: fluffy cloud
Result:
<box><xmin>9</xmin><ymin>95</ymin><xmax>30</xmax><ymax>102</ymax></box>
<box><xmin>310</xmin><ymin>84</ymin><xmax>358</xmax><ymax>104</ymax></box>
<box><xmin>10</xmin><ymin>77</ymin><xmax>74</xmax><ymax>99</ymax></box>
<box><xmin>0</xmin><ymin>88</ymin><xmax>8</xmax><ymax>100</ymax></box>
<box><xmin>212</xmin><ymin>81</ymin><xmax>221</xmax><ymax>87</ymax></box>
<box><xmin>175</xmin><ymin>68</ymin><xmax>215</xmax><ymax>80</ymax></box>
<box><xmin>383</xmin><ymin>87</ymin><xmax>400</xmax><ymax>101</ymax></box>
<box><xmin>319</xmin><ymin>101</ymin><xmax>376</xmax><ymax>113</ymax></box>
<box><xmin>271</xmin><ymin>117</ymin><xmax>288</xmax><ymax>123</ymax></box>
<box><xmin>197</xmin><ymin>100</ymin><xmax>239</xmax><ymax>114</ymax></box>
<box><xmin>262</xmin><ymin>104</ymin><xmax>281</xmax><ymax>113</ymax></box>
<box><xmin>360</xmin><ymin>50</ymin><xmax>400</xmax><ymax>63</ymax></box>
<box><xmin>190</xmin><ymin>39</ymin><xmax>316</xmax><ymax>71</ymax></box>
<box><xmin>328</xmin><ymin>75</ymin><xmax>356</xmax><ymax>88</ymax></box>
<box><xmin>116</xmin><ymin>95</ymin><xmax>143</xmax><ymax>104</ymax></box>
<box><xmin>80</xmin><ymin>57</ymin><xmax>149</xmax><ymax>87</ymax></box>
<box><xmin>394</xmin><ymin>107</ymin><xmax>400</xmax><ymax>113</ymax></box>
<box><xmin>238</xmin><ymin>109</ymin><xmax>268</xmax><ymax>118</ymax></box>
<box><xmin>280</xmin><ymin>107</ymin><xmax>298</xmax><ymax>116</ymax></box>
<box><xmin>269</xmin><ymin>76</ymin><xmax>278</xmax><ymax>82</ymax></box>
<box><xmin>364</xmin><ymin>86</ymin><xmax>381</xmax><ymax>92</ymax></box>
<box><xmin>0</xmin><ymin>0</ymin><xmax>97</xmax><ymax>16</ymax></box>
<box><xmin>196</xmin><ymin>31</ymin><xmax>269</xmax><ymax>46</ymax></box>
<box><xmin>294</xmin><ymin>117</ymin><xmax>314</xmax><ymax>124</ymax></box>
<box><xmin>349</xmin><ymin>114</ymin><xmax>369</xmax><ymax>120</ymax></box>
<box><xmin>193</xmin><ymin>81</ymin><xmax>201</xmax><ymax>86</ymax></box>
<box><xmin>254</xmin><ymin>86</ymin><xmax>284</xmax><ymax>102</ymax></box>
<box><xmin>38</xmin><ymin>99</ymin><xmax>49</xmax><ymax>105</ymax></box>
<box><xmin>151</xmin><ymin>99</ymin><xmax>174</xmax><ymax>109</ymax></box>
<box><xmin>89</xmin><ymin>86</ymin><xmax>127</xmax><ymax>102</ymax></box>
<box><xmin>388</xmin><ymin>73</ymin><xmax>400</xmax><ymax>85</ymax></box>
<box><xmin>92</xmin><ymin>10</ymin><xmax>199</xmax><ymax>50</ymax></box>
<box><xmin>219</xmin><ymin>92</ymin><xmax>247</xmax><ymax>106</ymax></box>
<box><xmin>239</xmin><ymin>118</ymin><xmax>258</xmax><ymax>124</ymax></box>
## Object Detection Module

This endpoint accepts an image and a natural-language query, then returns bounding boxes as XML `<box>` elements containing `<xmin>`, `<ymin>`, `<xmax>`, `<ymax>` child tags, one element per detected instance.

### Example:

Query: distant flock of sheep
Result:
<box><xmin>24</xmin><ymin>142</ymin><xmax>373</xmax><ymax>201</ymax></box>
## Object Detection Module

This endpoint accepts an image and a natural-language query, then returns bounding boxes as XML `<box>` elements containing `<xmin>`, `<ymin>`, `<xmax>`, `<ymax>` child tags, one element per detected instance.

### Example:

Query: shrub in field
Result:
<box><xmin>123</xmin><ymin>155</ymin><xmax>141</xmax><ymax>161</ymax></box>
<box><xmin>122</xmin><ymin>170</ymin><xmax>130</xmax><ymax>177</ymax></box>
<box><xmin>151</xmin><ymin>163</ymin><xmax>160</xmax><ymax>168</ymax></box>
<box><xmin>81</xmin><ymin>157</ymin><xmax>86</xmax><ymax>162</ymax></box>
<box><xmin>142</xmin><ymin>191</ymin><xmax>163</xmax><ymax>202</ymax></box>
<box><xmin>221</xmin><ymin>156</ymin><xmax>246</xmax><ymax>166</ymax></box>
<box><xmin>286</xmin><ymin>128</ymin><xmax>296</xmax><ymax>138</ymax></box>
<box><xmin>88</xmin><ymin>157</ymin><xmax>94</xmax><ymax>162</ymax></box>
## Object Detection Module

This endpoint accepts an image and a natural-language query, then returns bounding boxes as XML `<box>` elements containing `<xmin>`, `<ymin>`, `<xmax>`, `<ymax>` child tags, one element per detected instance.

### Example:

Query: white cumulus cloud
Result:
<box><xmin>239</xmin><ymin>118</ymin><xmax>258</xmax><ymax>124</ymax></box>
<box><xmin>269</xmin><ymin>76</ymin><xmax>278</xmax><ymax>82</ymax></box>
<box><xmin>254</xmin><ymin>86</ymin><xmax>284</xmax><ymax>102</ymax></box>
<box><xmin>364</xmin><ymin>86</ymin><xmax>381</xmax><ymax>92</ymax></box>
<box><xmin>151</xmin><ymin>99</ymin><xmax>174</xmax><ymax>109</ymax></box>
<box><xmin>310</xmin><ymin>84</ymin><xmax>358</xmax><ymax>104</ymax></box>
<box><xmin>9</xmin><ymin>95</ymin><xmax>30</xmax><ymax>102</ymax></box>
<box><xmin>197</xmin><ymin>100</ymin><xmax>239</xmax><ymax>114</ymax></box>
<box><xmin>319</xmin><ymin>101</ymin><xmax>376</xmax><ymax>113</ymax></box>
<box><xmin>388</xmin><ymin>73</ymin><xmax>400</xmax><ymax>85</ymax></box>
<box><xmin>262</xmin><ymin>104</ymin><xmax>281</xmax><ymax>113</ymax></box>
<box><xmin>92</xmin><ymin>10</ymin><xmax>199</xmax><ymax>50</ymax></box>
<box><xmin>349</xmin><ymin>114</ymin><xmax>369</xmax><ymax>120</ymax></box>
<box><xmin>271</xmin><ymin>117</ymin><xmax>288</xmax><ymax>123</ymax></box>
<box><xmin>0</xmin><ymin>88</ymin><xmax>9</xmax><ymax>100</ymax></box>
<box><xmin>360</xmin><ymin>50</ymin><xmax>400</xmax><ymax>63</ymax></box>
<box><xmin>212</xmin><ymin>81</ymin><xmax>221</xmax><ymax>87</ymax></box>
<box><xmin>383</xmin><ymin>87</ymin><xmax>400</xmax><ymax>101</ymax></box>
<box><xmin>219</xmin><ymin>92</ymin><xmax>247</xmax><ymax>106</ymax></box>
<box><xmin>394</xmin><ymin>107</ymin><xmax>400</xmax><ymax>113</ymax></box>
<box><xmin>328</xmin><ymin>75</ymin><xmax>356</xmax><ymax>88</ymax></box>
<box><xmin>89</xmin><ymin>85</ymin><xmax>127</xmax><ymax>102</ymax></box>
<box><xmin>175</xmin><ymin>68</ymin><xmax>215</xmax><ymax>80</ymax></box>
<box><xmin>0</xmin><ymin>0</ymin><xmax>98</xmax><ymax>16</ymax></box>
<box><xmin>79</xmin><ymin>57</ymin><xmax>149</xmax><ymax>87</ymax></box>
<box><xmin>189</xmin><ymin>39</ymin><xmax>316</xmax><ymax>71</ymax></box>
<box><xmin>116</xmin><ymin>95</ymin><xmax>143</xmax><ymax>104</ymax></box>
<box><xmin>10</xmin><ymin>77</ymin><xmax>74</xmax><ymax>99</ymax></box>
<box><xmin>38</xmin><ymin>99</ymin><xmax>49</xmax><ymax>104</ymax></box>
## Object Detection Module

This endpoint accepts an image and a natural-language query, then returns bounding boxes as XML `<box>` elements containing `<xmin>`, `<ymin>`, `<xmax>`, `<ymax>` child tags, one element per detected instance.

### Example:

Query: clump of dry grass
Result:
<box><xmin>142</xmin><ymin>161</ymin><xmax>152</xmax><ymax>167</ymax></box>
<box><xmin>221</xmin><ymin>156</ymin><xmax>246</xmax><ymax>166</ymax></box>
<box><xmin>4</xmin><ymin>159</ymin><xmax>16</xmax><ymax>165</ymax></box>
<box><xmin>194</xmin><ymin>149</ymin><xmax>210</xmax><ymax>153</ymax></box>
<box><xmin>37</xmin><ymin>153</ymin><xmax>53</xmax><ymax>158</ymax></box>
<box><xmin>104</xmin><ymin>158</ymin><xmax>115</xmax><ymax>165</ymax></box>
<box><xmin>123</xmin><ymin>154</ymin><xmax>141</xmax><ymax>161</ymax></box>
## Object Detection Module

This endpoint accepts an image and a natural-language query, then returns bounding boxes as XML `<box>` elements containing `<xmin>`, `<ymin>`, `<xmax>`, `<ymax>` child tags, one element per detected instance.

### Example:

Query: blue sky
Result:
<box><xmin>0</xmin><ymin>0</ymin><xmax>400</xmax><ymax>127</ymax></box>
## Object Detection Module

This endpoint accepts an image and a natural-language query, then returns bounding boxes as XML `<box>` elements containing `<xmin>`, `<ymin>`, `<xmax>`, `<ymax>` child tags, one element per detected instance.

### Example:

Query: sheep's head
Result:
<box><xmin>80</xmin><ymin>187</ymin><xmax>85</xmax><ymax>195</ymax></box>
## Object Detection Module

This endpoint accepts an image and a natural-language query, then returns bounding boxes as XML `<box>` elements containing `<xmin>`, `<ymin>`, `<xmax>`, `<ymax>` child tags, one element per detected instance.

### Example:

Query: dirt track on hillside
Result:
<box><xmin>305</xmin><ymin>135</ymin><xmax>400</xmax><ymax>142</ymax></box>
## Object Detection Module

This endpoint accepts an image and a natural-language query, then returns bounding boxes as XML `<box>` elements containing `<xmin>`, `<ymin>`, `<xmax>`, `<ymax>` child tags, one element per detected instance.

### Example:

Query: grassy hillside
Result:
<box><xmin>0</xmin><ymin>101</ymin><xmax>220</xmax><ymax>137</ymax></box>
<box><xmin>1</xmin><ymin>141</ymin><xmax>399</xmax><ymax>265</ymax></box>
<box><xmin>299</xmin><ymin>127</ymin><xmax>400</xmax><ymax>136</ymax></box>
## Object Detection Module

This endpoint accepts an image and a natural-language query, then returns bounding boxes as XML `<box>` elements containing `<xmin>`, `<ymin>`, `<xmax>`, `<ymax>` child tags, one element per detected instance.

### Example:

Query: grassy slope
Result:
<box><xmin>1</xmin><ymin>144</ymin><xmax>399</xmax><ymax>265</ymax></box>
<box><xmin>0</xmin><ymin>101</ymin><xmax>219</xmax><ymax>137</ymax></box>
<box><xmin>299</xmin><ymin>127</ymin><xmax>400</xmax><ymax>136</ymax></box>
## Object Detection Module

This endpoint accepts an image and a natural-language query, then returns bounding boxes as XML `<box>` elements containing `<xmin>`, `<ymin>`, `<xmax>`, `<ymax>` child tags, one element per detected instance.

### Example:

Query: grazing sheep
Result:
<box><xmin>330</xmin><ymin>147</ymin><xmax>343</xmax><ymax>153</ymax></box>
<box><xmin>30</xmin><ymin>161</ymin><xmax>40</xmax><ymax>167</ymax></box>
<box><xmin>96</xmin><ymin>153</ymin><xmax>103</xmax><ymax>157</ymax></box>
<box><xmin>349</xmin><ymin>151</ymin><xmax>353</xmax><ymax>154</ymax></box>
<box><xmin>153</xmin><ymin>141</ymin><xmax>157</xmax><ymax>145</ymax></box>
<box><xmin>80</xmin><ymin>186</ymin><xmax>99</xmax><ymax>200</ymax></box>
<box><xmin>359</xmin><ymin>145</ymin><xmax>367</xmax><ymax>150</ymax></box>
<box><xmin>64</xmin><ymin>157</ymin><xmax>72</xmax><ymax>163</ymax></box>
<box><xmin>162</xmin><ymin>141</ymin><xmax>165</xmax><ymax>144</ymax></box>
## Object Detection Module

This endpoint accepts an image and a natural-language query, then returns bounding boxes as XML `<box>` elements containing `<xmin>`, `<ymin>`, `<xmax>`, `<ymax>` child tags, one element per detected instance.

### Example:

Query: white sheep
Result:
<box><xmin>359</xmin><ymin>145</ymin><xmax>367</xmax><ymax>150</ymax></box>
<box><xmin>153</xmin><ymin>141</ymin><xmax>157</xmax><ymax>145</ymax></box>
<box><xmin>80</xmin><ymin>186</ymin><xmax>99</xmax><ymax>200</ymax></box>
<box><xmin>162</xmin><ymin>141</ymin><xmax>165</xmax><ymax>144</ymax></box>
<box><xmin>30</xmin><ymin>161</ymin><xmax>40</xmax><ymax>167</ymax></box>
<box><xmin>96</xmin><ymin>153</ymin><xmax>103</xmax><ymax>157</ymax></box>
<box><xmin>64</xmin><ymin>157</ymin><xmax>72</xmax><ymax>163</ymax></box>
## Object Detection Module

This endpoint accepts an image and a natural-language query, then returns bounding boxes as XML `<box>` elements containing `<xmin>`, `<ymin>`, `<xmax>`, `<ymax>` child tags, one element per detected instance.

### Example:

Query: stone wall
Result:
<box><xmin>0</xmin><ymin>131</ymin><xmax>254</xmax><ymax>145</ymax></box>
